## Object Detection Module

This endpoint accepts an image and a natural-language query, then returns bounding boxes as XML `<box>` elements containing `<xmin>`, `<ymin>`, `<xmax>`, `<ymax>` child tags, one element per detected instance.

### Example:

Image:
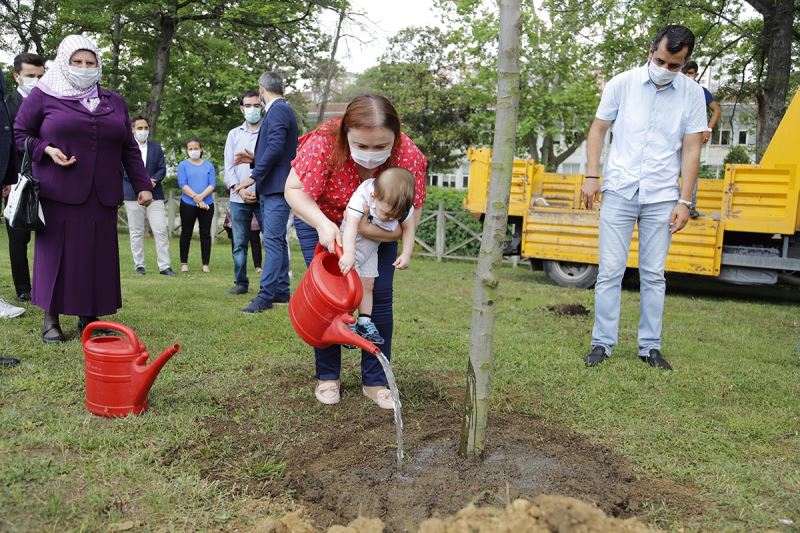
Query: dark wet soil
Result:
<box><xmin>198</xmin><ymin>370</ymin><xmax>703</xmax><ymax>532</ymax></box>
<box><xmin>547</xmin><ymin>303</ymin><xmax>590</xmax><ymax>316</ymax></box>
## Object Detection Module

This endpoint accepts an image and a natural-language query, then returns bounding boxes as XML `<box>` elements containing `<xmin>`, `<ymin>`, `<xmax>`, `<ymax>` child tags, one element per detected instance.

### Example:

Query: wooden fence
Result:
<box><xmin>414</xmin><ymin>202</ymin><xmax>524</xmax><ymax>266</ymax></box>
<box><xmin>118</xmin><ymin>191</ymin><xmax>230</xmax><ymax>243</ymax></box>
<box><xmin>119</xmin><ymin>197</ymin><xmax>523</xmax><ymax>265</ymax></box>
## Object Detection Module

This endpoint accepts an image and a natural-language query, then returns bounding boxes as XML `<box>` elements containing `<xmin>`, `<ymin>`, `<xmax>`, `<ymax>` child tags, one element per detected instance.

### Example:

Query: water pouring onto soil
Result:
<box><xmin>285</xmin><ymin>243</ymin><xmax>405</xmax><ymax>468</ymax></box>
<box><xmin>375</xmin><ymin>350</ymin><xmax>404</xmax><ymax>469</ymax></box>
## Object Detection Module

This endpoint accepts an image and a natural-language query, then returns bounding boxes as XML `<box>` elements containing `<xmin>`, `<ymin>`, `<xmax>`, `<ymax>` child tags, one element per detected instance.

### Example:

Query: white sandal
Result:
<box><xmin>363</xmin><ymin>386</ymin><xmax>397</xmax><ymax>410</ymax></box>
<box><xmin>315</xmin><ymin>381</ymin><xmax>340</xmax><ymax>405</ymax></box>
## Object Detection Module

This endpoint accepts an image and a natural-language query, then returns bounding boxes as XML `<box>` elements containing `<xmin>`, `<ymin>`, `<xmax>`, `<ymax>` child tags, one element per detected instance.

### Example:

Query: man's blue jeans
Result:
<box><xmin>230</xmin><ymin>201</ymin><xmax>261</xmax><ymax>287</ymax></box>
<box><xmin>254</xmin><ymin>193</ymin><xmax>290</xmax><ymax>303</ymax></box>
<box><xmin>591</xmin><ymin>190</ymin><xmax>675</xmax><ymax>357</ymax></box>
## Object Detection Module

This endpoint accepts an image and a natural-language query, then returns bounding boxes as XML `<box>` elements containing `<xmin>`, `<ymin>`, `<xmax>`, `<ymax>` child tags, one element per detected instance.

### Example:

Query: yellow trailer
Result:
<box><xmin>464</xmin><ymin>90</ymin><xmax>800</xmax><ymax>288</ymax></box>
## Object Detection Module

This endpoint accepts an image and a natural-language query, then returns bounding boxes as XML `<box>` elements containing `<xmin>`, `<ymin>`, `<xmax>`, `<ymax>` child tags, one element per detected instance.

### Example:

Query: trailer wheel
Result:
<box><xmin>542</xmin><ymin>260</ymin><xmax>598</xmax><ymax>289</ymax></box>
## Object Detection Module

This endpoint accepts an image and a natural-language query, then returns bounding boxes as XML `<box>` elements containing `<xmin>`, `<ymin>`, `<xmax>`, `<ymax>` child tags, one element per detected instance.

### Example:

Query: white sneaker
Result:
<box><xmin>363</xmin><ymin>386</ymin><xmax>398</xmax><ymax>410</ymax></box>
<box><xmin>314</xmin><ymin>380</ymin><xmax>340</xmax><ymax>405</ymax></box>
<box><xmin>0</xmin><ymin>298</ymin><xmax>25</xmax><ymax>319</ymax></box>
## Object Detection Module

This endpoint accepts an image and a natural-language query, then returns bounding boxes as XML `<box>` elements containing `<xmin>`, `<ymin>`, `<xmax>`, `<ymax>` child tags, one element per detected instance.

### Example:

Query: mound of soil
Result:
<box><xmin>198</xmin><ymin>370</ymin><xmax>702</xmax><ymax>531</ymax></box>
<box><xmin>252</xmin><ymin>495</ymin><xmax>655</xmax><ymax>532</ymax></box>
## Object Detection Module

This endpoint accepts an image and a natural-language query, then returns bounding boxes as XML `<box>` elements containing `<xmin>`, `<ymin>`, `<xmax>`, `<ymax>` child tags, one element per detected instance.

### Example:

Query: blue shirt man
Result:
<box><xmin>581</xmin><ymin>25</ymin><xmax>707</xmax><ymax>371</ymax></box>
<box><xmin>240</xmin><ymin>72</ymin><xmax>298</xmax><ymax>313</ymax></box>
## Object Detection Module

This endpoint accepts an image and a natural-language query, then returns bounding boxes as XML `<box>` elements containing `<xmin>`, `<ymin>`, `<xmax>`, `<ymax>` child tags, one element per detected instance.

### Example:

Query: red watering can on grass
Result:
<box><xmin>82</xmin><ymin>321</ymin><xmax>180</xmax><ymax>417</ymax></box>
<box><xmin>288</xmin><ymin>243</ymin><xmax>381</xmax><ymax>356</ymax></box>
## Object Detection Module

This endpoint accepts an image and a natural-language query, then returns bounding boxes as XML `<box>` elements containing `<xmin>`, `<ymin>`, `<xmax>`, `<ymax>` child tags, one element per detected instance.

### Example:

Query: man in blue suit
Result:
<box><xmin>241</xmin><ymin>71</ymin><xmax>298</xmax><ymax>313</ymax></box>
<box><xmin>122</xmin><ymin>115</ymin><xmax>176</xmax><ymax>276</ymax></box>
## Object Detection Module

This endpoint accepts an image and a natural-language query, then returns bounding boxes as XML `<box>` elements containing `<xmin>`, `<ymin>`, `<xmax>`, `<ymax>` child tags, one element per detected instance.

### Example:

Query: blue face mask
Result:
<box><xmin>243</xmin><ymin>107</ymin><xmax>262</xmax><ymax>124</ymax></box>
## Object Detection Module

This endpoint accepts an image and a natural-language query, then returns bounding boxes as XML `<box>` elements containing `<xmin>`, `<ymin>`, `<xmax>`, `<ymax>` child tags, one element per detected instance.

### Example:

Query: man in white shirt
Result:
<box><xmin>581</xmin><ymin>25</ymin><xmax>707</xmax><ymax>371</ymax></box>
<box><xmin>123</xmin><ymin>115</ymin><xmax>174</xmax><ymax>276</ymax></box>
<box><xmin>223</xmin><ymin>90</ymin><xmax>262</xmax><ymax>294</ymax></box>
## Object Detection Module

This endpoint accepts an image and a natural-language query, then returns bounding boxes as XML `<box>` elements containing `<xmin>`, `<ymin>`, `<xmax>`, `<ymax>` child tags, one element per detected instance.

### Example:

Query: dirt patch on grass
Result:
<box><xmin>547</xmin><ymin>303</ymin><xmax>590</xmax><ymax>316</ymax></box>
<box><xmin>198</xmin><ymin>369</ymin><xmax>703</xmax><ymax>531</ymax></box>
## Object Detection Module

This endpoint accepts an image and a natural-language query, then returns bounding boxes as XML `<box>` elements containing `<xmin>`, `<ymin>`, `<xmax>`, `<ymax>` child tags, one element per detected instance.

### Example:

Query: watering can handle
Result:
<box><xmin>314</xmin><ymin>241</ymin><xmax>360</xmax><ymax>310</ymax></box>
<box><xmin>81</xmin><ymin>321</ymin><xmax>143</xmax><ymax>351</ymax></box>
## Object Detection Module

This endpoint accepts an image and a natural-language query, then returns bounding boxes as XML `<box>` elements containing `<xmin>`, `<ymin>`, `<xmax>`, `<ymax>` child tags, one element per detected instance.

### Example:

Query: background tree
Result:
<box><xmin>724</xmin><ymin>144</ymin><xmax>751</xmax><ymax>164</ymax></box>
<box><xmin>0</xmin><ymin>0</ymin><xmax>59</xmax><ymax>55</ymax></box>
<box><xmin>348</xmin><ymin>27</ymin><xmax>483</xmax><ymax>172</ymax></box>
<box><xmin>418</xmin><ymin>0</ymin><xmax>603</xmax><ymax>171</ymax></box>
<box><xmin>1</xmin><ymin>0</ymin><xmax>343</xmax><ymax>157</ymax></box>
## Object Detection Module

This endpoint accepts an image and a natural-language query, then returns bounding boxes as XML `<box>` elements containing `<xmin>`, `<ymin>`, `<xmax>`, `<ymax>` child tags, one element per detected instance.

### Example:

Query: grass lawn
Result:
<box><xmin>1</xmin><ymin>231</ymin><xmax>798</xmax><ymax>531</ymax></box>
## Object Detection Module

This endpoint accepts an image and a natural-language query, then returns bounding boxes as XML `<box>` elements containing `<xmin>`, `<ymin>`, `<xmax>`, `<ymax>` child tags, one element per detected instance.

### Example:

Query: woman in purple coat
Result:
<box><xmin>14</xmin><ymin>35</ymin><xmax>153</xmax><ymax>343</ymax></box>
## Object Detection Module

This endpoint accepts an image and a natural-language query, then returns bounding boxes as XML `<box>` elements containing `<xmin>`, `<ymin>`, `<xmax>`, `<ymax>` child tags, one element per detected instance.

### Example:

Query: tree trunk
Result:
<box><xmin>751</xmin><ymin>0</ymin><xmax>794</xmax><ymax>158</ymax></box>
<box><xmin>317</xmin><ymin>7</ymin><xmax>346</xmax><ymax>126</ymax></box>
<box><xmin>552</xmin><ymin>133</ymin><xmax>586</xmax><ymax>170</ymax></box>
<box><xmin>29</xmin><ymin>0</ymin><xmax>45</xmax><ymax>56</ymax></box>
<box><xmin>459</xmin><ymin>0</ymin><xmax>521</xmax><ymax>461</ymax></box>
<box><xmin>527</xmin><ymin>131</ymin><xmax>538</xmax><ymax>163</ymax></box>
<box><xmin>108</xmin><ymin>12</ymin><xmax>123</xmax><ymax>92</ymax></box>
<box><xmin>540</xmin><ymin>133</ymin><xmax>554</xmax><ymax>170</ymax></box>
<box><xmin>143</xmin><ymin>14</ymin><xmax>176</xmax><ymax>136</ymax></box>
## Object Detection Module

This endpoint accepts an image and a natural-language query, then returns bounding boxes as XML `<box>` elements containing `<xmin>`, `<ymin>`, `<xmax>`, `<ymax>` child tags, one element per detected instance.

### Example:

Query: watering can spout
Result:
<box><xmin>133</xmin><ymin>344</ymin><xmax>180</xmax><ymax>407</ymax></box>
<box><xmin>332</xmin><ymin>319</ymin><xmax>382</xmax><ymax>356</ymax></box>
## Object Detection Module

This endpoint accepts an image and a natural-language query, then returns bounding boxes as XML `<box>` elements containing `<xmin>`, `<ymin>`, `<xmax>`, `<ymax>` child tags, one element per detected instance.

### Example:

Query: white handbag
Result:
<box><xmin>2</xmin><ymin>138</ymin><xmax>45</xmax><ymax>230</ymax></box>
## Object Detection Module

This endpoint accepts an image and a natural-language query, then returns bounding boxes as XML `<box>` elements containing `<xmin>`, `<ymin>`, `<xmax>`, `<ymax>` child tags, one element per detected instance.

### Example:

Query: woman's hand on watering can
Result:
<box><xmin>317</xmin><ymin>219</ymin><xmax>342</xmax><ymax>253</ymax></box>
<box><xmin>338</xmin><ymin>251</ymin><xmax>355</xmax><ymax>275</ymax></box>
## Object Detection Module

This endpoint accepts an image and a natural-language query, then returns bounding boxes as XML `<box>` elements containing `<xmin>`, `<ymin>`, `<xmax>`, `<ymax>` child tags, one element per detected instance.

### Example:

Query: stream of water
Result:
<box><xmin>374</xmin><ymin>350</ymin><xmax>404</xmax><ymax>469</ymax></box>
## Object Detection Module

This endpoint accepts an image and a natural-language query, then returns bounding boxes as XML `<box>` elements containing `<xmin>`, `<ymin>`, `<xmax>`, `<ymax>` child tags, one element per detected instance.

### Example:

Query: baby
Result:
<box><xmin>338</xmin><ymin>167</ymin><xmax>416</xmax><ymax>344</ymax></box>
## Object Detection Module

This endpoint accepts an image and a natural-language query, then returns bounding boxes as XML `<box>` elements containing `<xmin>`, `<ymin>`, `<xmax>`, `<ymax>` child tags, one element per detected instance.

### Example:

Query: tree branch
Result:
<box><xmin>676</xmin><ymin>2</ymin><xmax>758</xmax><ymax>42</ymax></box>
<box><xmin>176</xmin><ymin>0</ymin><xmax>205</xmax><ymax>10</ymax></box>
<box><xmin>729</xmin><ymin>51</ymin><xmax>756</xmax><ymax>131</ymax></box>
<box><xmin>553</xmin><ymin>133</ymin><xmax>586</xmax><ymax>168</ymax></box>
<box><xmin>744</xmin><ymin>0</ymin><xmax>769</xmax><ymax>16</ymax></box>
<box><xmin>699</xmin><ymin>35</ymin><xmax>746</xmax><ymax>79</ymax></box>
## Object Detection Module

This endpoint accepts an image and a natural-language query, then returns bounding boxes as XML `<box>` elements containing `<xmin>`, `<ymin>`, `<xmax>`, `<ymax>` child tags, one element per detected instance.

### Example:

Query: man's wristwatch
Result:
<box><xmin>677</xmin><ymin>199</ymin><xmax>692</xmax><ymax>208</ymax></box>
<box><xmin>707</xmin><ymin>127</ymin><xmax>713</xmax><ymax>132</ymax></box>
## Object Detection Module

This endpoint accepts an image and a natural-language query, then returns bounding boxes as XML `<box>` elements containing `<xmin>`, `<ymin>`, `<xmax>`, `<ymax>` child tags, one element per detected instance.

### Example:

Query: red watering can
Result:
<box><xmin>289</xmin><ymin>243</ymin><xmax>381</xmax><ymax>356</ymax></box>
<box><xmin>82</xmin><ymin>321</ymin><xmax>180</xmax><ymax>417</ymax></box>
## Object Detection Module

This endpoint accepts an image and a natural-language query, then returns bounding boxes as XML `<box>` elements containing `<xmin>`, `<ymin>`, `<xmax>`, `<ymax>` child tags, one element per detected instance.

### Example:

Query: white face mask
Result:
<box><xmin>67</xmin><ymin>66</ymin><xmax>100</xmax><ymax>89</ymax></box>
<box><xmin>134</xmin><ymin>130</ymin><xmax>149</xmax><ymax>143</ymax></box>
<box><xmin>17</xmin><ymin>76</ymin><xmax>39</xmax><ymax>96</ymax></box>
<box><xmin>647</xmin><ymin>59</ymin><xmax>679</xmax><ymax>86</ymax></box>
<box><xmin>350</xmin><ymin>146</ymin><xmax>392</xmax><ymax>169</ymax></box>
<box><xmin>243</xmin><ymin>107</ymin><xmax>262</xmax><ymax>124</ymax></box>
<box><xmin>188</xmin><ymin>149</ymin><xmax>202</xmax><ymax>160</ymax></box>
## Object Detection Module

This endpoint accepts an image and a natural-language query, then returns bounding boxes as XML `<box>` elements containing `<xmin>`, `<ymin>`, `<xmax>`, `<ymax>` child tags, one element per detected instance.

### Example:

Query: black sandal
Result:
<box><xmin>41</xmin><ymin>323</ymin><xmax>65</xmax><ymax>344</ymax></box>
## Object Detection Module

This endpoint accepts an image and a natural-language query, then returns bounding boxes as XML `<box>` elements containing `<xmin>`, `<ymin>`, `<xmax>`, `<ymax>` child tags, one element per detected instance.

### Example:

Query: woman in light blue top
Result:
<box><xmin>177</xmin><ymin>137</ymin><xmax>217</xmax><ymax>273</ymax></box>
